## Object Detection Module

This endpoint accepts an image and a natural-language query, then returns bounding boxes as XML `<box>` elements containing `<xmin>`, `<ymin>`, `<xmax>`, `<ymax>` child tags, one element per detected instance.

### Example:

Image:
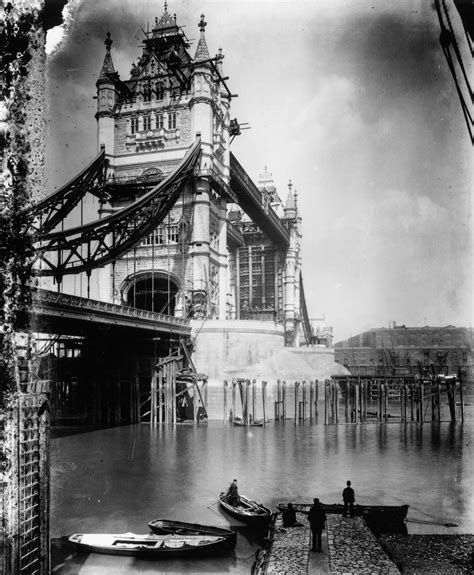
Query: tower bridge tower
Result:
<box><xmin>94</xmin><ymin>4</ymin><xmax>305</xmax><ymax>375</ymax></box>
<box><xmin>96</xmin><ymin>6</ymin><xmax>232</xmax><ymax>319</ymax></box>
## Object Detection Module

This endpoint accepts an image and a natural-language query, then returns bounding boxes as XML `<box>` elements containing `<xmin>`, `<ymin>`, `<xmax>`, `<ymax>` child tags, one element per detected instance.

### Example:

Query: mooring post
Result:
<box><xmin>252</xmin><ymin>379</ymin><xmax>257</xmax><ymax>423</ymax></box>
<box><xmin>302</xmin><ymin>380</ymin><xmax>307</xmax><ymax>421</ymax></box>
<box><xmin>282</xmin><ymin>380</ymin><xmax>287</xmax><ymax>421</ymax></box>
<box><xmin>334</xmin><ymin>380</ymin><xmax>339</xmax><ymax>423</ymax></box>
<box><xmin>245</xmin><ymin>379</ymin><xmax>250</xmax><ymax>425</ymax></box>
<box><xmin>324</xmin><ymin>380</ymin><xmax>328</xmax><ymax>424</ymax></box>
<box><xmin>446</xmin><ymin>379</ymin><xmax>456</xmax><ymax>422</ymax></box>
<box><xmin>232</xmin><ymin>379</ymin><xmax>236</xmax><ymax>423</ymax></box>
<box><xmin>309</xmin><ymin>380</ymin><xmax>314</xmax><ymax>422</ymax></box>
<box><xmin>275</xmin><ymin>379</ymin><xmax>281</xmax><ymax>420</ymax></box>
<box><xmin>294</xmin><ymin>381</ymin><xmax>300</xmax><ymax>423</ymax></box>
<box><xmin>315</xmin><ymin>379</ymin><xmax>319</xmax><ymax>415</ymax></box>
<box><xmin>459</xmin><ymin>376</ymin><xmax>464</xmax><ymax>422</ymax></box>
<box><xmin>158</xmin><ymin>368</ymin><xmax>163</xmax><ymax>424</ymax></box>
<box><xmin>354</xmin><ymin>381</ymin><xmax>360</xmax><ymax>423</ymax></box>
<box><xmin>437</xmin><ymin>379</ymin><xmax>441</xmax><ymax>422</ymax></box>
<box><xmin>223</xmin><ymin>380</ymin><xmax>228</xmax><ymax>424</ymax></box>
<box><xmin>262</xmin><ymin>381</ymin><xmax>267</xmax><ymax>424</ymax></box>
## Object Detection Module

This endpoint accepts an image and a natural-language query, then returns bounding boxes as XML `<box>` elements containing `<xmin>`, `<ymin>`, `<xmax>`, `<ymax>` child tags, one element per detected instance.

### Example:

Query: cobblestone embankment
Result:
<box><xmin>255</xmin><ymin>513</ymin><xmax>401</xmax><ymax>574</ymax></box>
<box><xmin>263</xmin><ymin>516</ymin><xmax>312</xmax><ymax>574</ymax></box>
<box><xmin>326</xmin><ymin>515</ymin><xmax>400</xmax><ymax>575</ymax></box>
<box><xmin>380</xmin><ymin>534</ymin><xmax>474</xmax><ymax>574</ymax></box>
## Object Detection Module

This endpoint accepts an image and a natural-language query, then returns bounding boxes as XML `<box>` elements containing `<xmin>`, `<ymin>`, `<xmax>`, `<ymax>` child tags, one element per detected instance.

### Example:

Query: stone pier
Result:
<box><xmin>255</xmin><ymin>514</ymin><xmax>400</xmax><ymax>574</ymax></box>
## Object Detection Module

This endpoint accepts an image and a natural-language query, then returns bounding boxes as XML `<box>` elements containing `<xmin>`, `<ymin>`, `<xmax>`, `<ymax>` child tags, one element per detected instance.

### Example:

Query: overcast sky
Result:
<box><xmin>46</xmin><ymin>0</ymin><xmax>472</xmax><ymax>342</ymax></box>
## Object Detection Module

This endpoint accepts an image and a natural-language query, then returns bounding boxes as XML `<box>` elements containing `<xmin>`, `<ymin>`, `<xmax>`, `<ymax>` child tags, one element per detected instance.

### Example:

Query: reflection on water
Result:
<box><xmin>51</xmin><ymin>411</ymin><xmax>473</xmax><ymax>574</ymax></box>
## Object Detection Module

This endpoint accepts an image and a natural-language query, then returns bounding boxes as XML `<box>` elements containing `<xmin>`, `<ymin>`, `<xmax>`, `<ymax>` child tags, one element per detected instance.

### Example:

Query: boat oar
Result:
<box><xmin>207</xmin><ymin>500</ymin><xmax>220</xmax><ymax>509</ymax></box>
<box><xmin>406</xmin><ymin>518</ymin><xmax>458</xmax><ymax>527</ymax></box>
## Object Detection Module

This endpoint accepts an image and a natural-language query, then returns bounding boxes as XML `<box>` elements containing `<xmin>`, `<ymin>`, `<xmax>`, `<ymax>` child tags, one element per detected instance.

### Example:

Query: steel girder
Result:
<box><xmin>24</xmin><ymin>149</ymin><xmax>107</xmax><ymax>235</ymax></box>
<box><xmin>33</xmin><ymin>139</ymin><xmax>201</xmax><ymax>277</ymax></box>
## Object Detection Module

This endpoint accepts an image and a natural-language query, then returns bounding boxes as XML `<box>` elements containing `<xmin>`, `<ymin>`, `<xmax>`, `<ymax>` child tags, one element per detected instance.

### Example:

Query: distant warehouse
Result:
<box><xmin>334</xmin><ymin>324</ymin><xmax>472</xmax><ymax>380</ymax></box>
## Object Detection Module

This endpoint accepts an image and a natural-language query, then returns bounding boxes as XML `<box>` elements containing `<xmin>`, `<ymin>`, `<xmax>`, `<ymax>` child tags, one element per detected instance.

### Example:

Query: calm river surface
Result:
<box><xmin>51</xmin><ymin>399</ymin><xmax>474</xmax><ymax>574</ymax></box>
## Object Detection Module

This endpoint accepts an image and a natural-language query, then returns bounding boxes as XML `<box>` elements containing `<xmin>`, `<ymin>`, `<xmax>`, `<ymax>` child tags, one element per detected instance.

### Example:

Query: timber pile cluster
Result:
<box><xmin>326</xmin><ymin>515</ymin><xmax>400</xmax><ymax>575</ymax></box>
<box><xmin>380</xmin><ymin>534</ymin><xmax>474</xmax><ymax>574</ymax></box>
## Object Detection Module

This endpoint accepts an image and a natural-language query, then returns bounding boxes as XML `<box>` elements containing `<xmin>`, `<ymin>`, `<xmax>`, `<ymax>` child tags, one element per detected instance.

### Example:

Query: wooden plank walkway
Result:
<box><xmin>255</xmin><ymin>514</ymin><xmax>400</xmax><ymax>574</ymax></box>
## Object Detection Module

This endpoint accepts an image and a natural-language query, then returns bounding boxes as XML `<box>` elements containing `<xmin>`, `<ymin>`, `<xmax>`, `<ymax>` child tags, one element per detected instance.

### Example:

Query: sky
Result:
<box><xmin>45</xmin><ymin>0</ymin><xmax>472</xmax><ymax>342</ymax></box>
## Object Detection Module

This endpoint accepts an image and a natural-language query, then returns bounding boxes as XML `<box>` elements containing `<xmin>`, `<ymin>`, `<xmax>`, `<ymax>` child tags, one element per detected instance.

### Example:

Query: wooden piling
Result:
<box><xmin>262</xmin><ymin>381</ymin><xmax>267</xmax><ymax>424</ymax></box>
<box><xmin>252</xmin><ymin>379</ymin><xmax>256</xmax><ymax>422</ymax></box>
<box><xmin>294</xmin><ymin>381</ymin><xmax>299</xmax><ymax>423</ymax></box>
<box><xmin>309</xmin><ymin>380</ymin><xmax>314</xmax><ymax>422</ymax></box>
<box><xmin>459</xmin><ymin>377</ymin><xmax>464</xmax><ymax>422</ymax></box>
<box><xmin>223</xmin><ymin>380</ymin><xmax>228</xmax><ymax>424</ymax></box>
<box><xmin>276</xmin><ymin>379</ymin><xmax>281</xmax><ymax>420</ymax></box>
<box><xmin>232</xmin><ymin>380</ymin><xmax>236</xmax><ymax>423</ymax></box>
<box><xmin>315</xmin><ymin>380</ymin><xmax>319</xmax><ymax>415</ymax></box>
<box><xmin>282</xmin><ymin>380</ymin><xmax>287</xmax><ymax>421</ymax></box>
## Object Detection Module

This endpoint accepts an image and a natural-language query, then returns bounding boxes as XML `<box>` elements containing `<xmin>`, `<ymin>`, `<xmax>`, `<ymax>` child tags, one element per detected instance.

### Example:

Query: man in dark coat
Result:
<box><xmin>226</xmin><ymin>478</ymin><xmax>240</xmax><ymax>506</ymax></box>
<box><xmin>342</xmin><ymin>480</ymin><xmax>355</xmax><ymax>517</ymax></box>
<box><xmin>282</xmin><ymin>503</ymin><xmax>303</xmax><ymax>527</ymax></box>
<box><xmin>307</xmin><ymin>498</ymin><xmax>326</xmax><ymax>552</ymax></box>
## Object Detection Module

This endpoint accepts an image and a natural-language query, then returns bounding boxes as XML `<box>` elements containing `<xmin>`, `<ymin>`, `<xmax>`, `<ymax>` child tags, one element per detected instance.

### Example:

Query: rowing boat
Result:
<box><xmin>148</xmin><ymin>519</ymin><xmax>236</xmax><ymax>549</ymax></box>
<box><xmin>219</xmin><ymin>493</ymin><xmax>272</xmax><ymax>528</ymax></box>
<box><xmin>69</xmin><ymin>531</ymin><xmax>229</xmax><ymax>557</ymax></box>
<box><xmin>276</xmin><ymin>502</ymin><xmax>409</xmax><ymax>523</ymax></box>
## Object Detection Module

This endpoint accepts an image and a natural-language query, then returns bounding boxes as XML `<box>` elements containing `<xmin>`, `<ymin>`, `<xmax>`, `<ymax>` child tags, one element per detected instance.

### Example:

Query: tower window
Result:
<box><xmin>168</xmin><ymin>112</ymin><xmax>177</xmax><ymax>130</ymax></box>
<box><xmin>143</xmin><ymin>83</ymin><xmax>152</xmax><ymax>102</ymax></box>
<box><xmin>156</xmin><ymin>114</ymin><xmax>164</xmax><ymax>129</ymax></box>
<box><xmin>156</xmin><ymin>83</ymin><xmax>164</xmax><ymax>100</ymax></box>
<box><xmin>131</xmin><ymin>117</ymin><xmax>139</xmax><ymax>134</ymax></box>
<box><xmin>143</xmin><ymin>115</ymin><xmax>151</xmax><ymax>131</ymax></box>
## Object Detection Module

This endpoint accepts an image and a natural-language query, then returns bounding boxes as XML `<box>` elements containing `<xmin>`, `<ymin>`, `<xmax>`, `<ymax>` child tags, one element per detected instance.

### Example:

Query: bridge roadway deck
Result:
<box><xmin>258</xmin><ymin>514</ymin><xmax>400</xmax><ymax>574</ymax></box>
<box><xmin>30</xmin><ymin>289</ymin><xmax>191</xmax><ymax>337</ymax></box>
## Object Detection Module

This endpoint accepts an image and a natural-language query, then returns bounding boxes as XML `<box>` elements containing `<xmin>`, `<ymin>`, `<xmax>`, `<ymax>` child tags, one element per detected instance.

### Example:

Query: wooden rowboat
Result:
<box><xmin>148</xmin><ymin>519</ymin><xmax>236</xmax><ymax>549</ymax></box>
<box><xmin>232</xmin><ymin>418</ymin><xmax>264</xmax><ymax>427</ymax></box>
<box><xmin>219</xmin><ymin>493</ymin><xmax>272</xmax><ymax>528</ymax></box>
<box><xmin>68</xmin><ymin>531</ymin><xmax>229</xmax><ymax>557</ymax></box>
<box><xmin>276</xmin><ymin>502</ymin><xmax>409</xmax><ymax>524</ymax></box>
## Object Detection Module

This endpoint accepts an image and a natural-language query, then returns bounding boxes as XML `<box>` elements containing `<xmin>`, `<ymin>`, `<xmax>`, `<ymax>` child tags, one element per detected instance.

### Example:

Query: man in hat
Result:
<box><xmin>307</xmin><ymin>498</ymin><xmax>326</xmax><ymax>552</ymax></box>
<box><xmin>226</xmin><ymin>478</ymin><xmax>240</xmax><ymax>506</ymax></box>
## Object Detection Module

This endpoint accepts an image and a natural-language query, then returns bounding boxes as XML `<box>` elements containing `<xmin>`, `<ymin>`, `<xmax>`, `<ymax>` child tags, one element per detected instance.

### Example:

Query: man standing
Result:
<box><xmin>307</xmin><ymin>498</ymin><xmax>326</xmax><ymax>552</ymax></box>
<box><xmin>342</xmin><ymin>480</ymin><xmax>355</xmax><ymax>517</ymax></box>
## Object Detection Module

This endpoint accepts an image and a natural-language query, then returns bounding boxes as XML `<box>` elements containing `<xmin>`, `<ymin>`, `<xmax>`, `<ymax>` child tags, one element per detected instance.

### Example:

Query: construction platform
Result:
<box><xmin>254</xmin><ymin>514</ymin><xmax>400</xmax><ymax>574</ymax></box>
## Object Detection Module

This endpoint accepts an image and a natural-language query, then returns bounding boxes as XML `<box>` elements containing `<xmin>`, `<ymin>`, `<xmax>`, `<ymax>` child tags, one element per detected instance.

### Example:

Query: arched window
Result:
<box><xmin>143</xmin><ymin>115</ymin><xmax>151</xmax><ymax>131</ymax></box>
<box><xmin>143</xmin><ymin>83</ymin><xmax>152</xmax><ymax>102</ymax></box>
<box><xmin>156</xmin><ymin>114</ymin><xmax>164</xmax><ymax>129</ymax></box>
<box><xmin>156</xmin><ymin>83</ymin><xmax>164</xmax><ymax>100</ymax></box>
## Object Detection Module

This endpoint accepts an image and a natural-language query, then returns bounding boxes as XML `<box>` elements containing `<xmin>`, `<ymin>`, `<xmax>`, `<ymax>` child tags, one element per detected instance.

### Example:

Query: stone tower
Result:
<box><xmin>95</xmin><ymin>6</ymin><xmax>232</xmax><ymax>319</ymax></box>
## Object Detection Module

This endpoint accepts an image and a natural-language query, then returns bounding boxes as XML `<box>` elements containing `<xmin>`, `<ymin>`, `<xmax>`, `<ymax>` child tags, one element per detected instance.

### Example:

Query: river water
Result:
<box><xmin>50</xmin><ymin>396</ymin><xmax>473</xmax><ymax>574</ymax></box>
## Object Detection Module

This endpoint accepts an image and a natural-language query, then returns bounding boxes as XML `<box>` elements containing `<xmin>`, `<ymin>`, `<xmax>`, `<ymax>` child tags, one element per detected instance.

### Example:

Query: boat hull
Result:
<box><xmin>219</xmin><ymin>493</ymin><xmax>272</xmax><ymax>528</ymax></box>
<box><xmin>277</xmin><ymin>502</ymin><xmax>409</xmax><ymax>524</ymax></box>
<box><xmin>148</xmin><ymin>519</ymin><xmax>236</xmax><ymax>550</ymax></box>
<box><xmin>69</xmin><ymin>532</ymin><xmax>229</xmax><ymax>558</ymax></box>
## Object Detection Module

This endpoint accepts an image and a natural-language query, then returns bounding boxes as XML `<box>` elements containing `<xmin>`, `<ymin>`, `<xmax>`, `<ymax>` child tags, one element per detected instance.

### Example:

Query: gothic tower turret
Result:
<box><xmin>96</xmin><ymin>32</ymin><xmax>117</xmax><ymax>154</ymax></box>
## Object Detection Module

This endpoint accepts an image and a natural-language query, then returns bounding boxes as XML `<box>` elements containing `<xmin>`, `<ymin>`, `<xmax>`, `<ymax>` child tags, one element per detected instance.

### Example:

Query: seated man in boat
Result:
<box><xmin>281</xmin><ymin>503</ymin><xmax>303</xmax><ymax>527</ymax></box>
<box><xmin>226</xmin><ymin>478</ymin><xmax>240</xmax><ymax>506</ymax></box>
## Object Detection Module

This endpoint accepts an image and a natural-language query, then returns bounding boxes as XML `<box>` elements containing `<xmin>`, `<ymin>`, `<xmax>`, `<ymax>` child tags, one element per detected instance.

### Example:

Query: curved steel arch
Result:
<box><xmin>33</xmin><ymin>138</ymin><xmax>201</xmax><ymax>277</ymax></box>
<box><xmin>24</xmin><ymin>149</ymin><xmax>107</xmax><ymax>234</ymax></box>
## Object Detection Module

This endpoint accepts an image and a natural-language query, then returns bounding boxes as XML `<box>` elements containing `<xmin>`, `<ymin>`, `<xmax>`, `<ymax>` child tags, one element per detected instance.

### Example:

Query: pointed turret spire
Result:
<box><xmin>153</xmin><ymin>1</ymin><xmax>176</xmax><ymax>31</ymax></box>
<box><xmin>194</xmin><ymin>14</ymin><xmax>210</xmax><ymax>63</ymax></box>
<box><xmin>284</xmin><ymin>179</ymin><xmax>296</xmax><ymax>217</ymax></box>
<box><xmin>98</xmin><ymin>32</ymin><xmax>115</xmax><ymax>80</ymax></box>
